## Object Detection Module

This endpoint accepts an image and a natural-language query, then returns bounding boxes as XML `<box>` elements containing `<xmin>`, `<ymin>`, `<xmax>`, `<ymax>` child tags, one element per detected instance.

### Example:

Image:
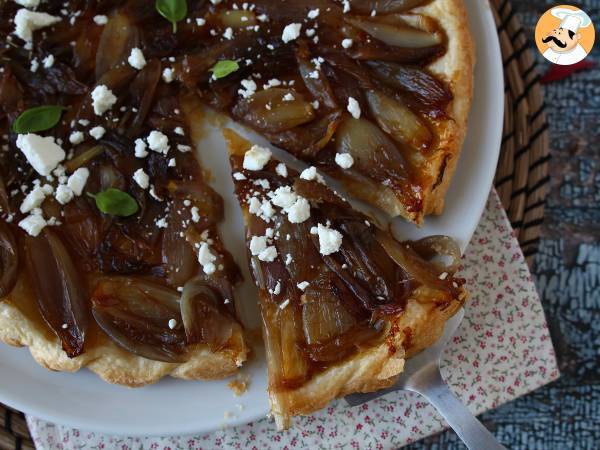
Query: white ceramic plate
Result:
<box><xmin>0</xmin><ymin>0</ymin><xmax>503</xmax><ymax>437</ymax></box>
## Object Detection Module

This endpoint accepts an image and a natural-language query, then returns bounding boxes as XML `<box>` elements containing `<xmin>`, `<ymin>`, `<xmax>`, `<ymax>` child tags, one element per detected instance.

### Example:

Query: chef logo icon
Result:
<box><xmin>535</xmin><ymin>5</ymin><xmax>595</xmax><ymax>66</ymax></box>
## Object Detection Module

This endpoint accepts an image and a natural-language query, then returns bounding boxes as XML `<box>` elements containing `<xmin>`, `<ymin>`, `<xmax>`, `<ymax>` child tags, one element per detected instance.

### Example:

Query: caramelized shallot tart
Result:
<box><xmin>225</xmin><ymin>130</ymin><xmax>466</xmax><ymax>428</ymax></box>
<box><xmin>0</xmin><ymin>1</ymin><xmax>247</xmax><ymax>385</ymax></box>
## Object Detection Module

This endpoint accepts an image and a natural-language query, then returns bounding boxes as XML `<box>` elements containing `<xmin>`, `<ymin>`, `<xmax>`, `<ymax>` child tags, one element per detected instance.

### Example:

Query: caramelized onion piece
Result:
<box><xmin>296</xmin><ymin>42</ymin><xmax>337</xmax><ymax>110</ymax></box>
<box><xmin>64</xmin><ymin>145</ymin><xmax>105</xmax><ymax>173</ymax></box>
<box><xmin>95</xmin><ymin>11</ymin><xmax>140</xmax><ymax>80</ymax></box>
<box><xmin>335</xmin><ymin>116</ymin><xmax>411</xmax><ymax>185</ymax></box>
<box><xmin>0</xmin><ymin>222</ymin><xmax>18</xmax><ymax>298</ymax></box>
<box><xmin>365</xmin><ymin>89</ymin><xmax>432</xmax><ymax>152</ymax></box>
<box><xmin>350</xmin><ymin>43</ymin><xmax>444</xmax><ymax>64</ymax></box>
<box><xmin>367</xmin><ymin>61</ymin><xmax>452</xmax><ymax>117</ymax></box>
<box><xmin>350</xmin><ymin>0</ymin><xmax>430</xmax><ymax>14</ymax></box>
<box><xmin>180</xmin><ymin>276</ymin><xmax>235</xmax><ymax>350</ymax></box>
<box><xmin>232</xmin><ymin>88</ymin><xmax>316</xmax><ymax>133</ymax></box>
<box><xmin>265</xmin><ymin>111</ymin><xmax>342</xmax><ymax>158</ymax></box>
<box><xmin>306</xmin><ymin>323</ymin><xmax>383</xmax><ymax>362</ymax></box>
<box><xmin>128</xmin><ymin>59</ymin><xmax>162</xmax><ymax>137</ymax></box>
<box><xmin>346</xmin><ymin>15</ymin><xmax>441</xmax><ymax>48</ymax></box>
<box><xmin>161</xmin><ymin>206</ymin><xmax>199</xmax><ymax>287</ymax></box>
<box><xmin>92</xmin><ymin>278</ymin><xmax>187</xmax><ymax>363</ymax></box>
<box><xmin>375</xmin><ymin>230</ymin><xmax>457</xmax><ymax>293</ymax></box>
<box><xmin>410</xmin><ymin>235</ymin><xmax>461</xmax><ymax>273</ymax></box>
<box><xmin>24</xmin><ymin>231</ymin><xmax>89</xmax><ymax>358</ymax></box>
<box><xmin>301</xmin><ymin>283</ymin><xmax>356</xmax><ymax>345</ymax></box>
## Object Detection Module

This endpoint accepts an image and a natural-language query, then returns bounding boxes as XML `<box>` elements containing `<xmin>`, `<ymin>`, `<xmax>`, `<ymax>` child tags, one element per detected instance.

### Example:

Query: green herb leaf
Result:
<box><xmin>155</xmin><ymin>0</ymin><xmax>188</xmax><ymax>33</ymax></box>
<box><xmin>210</xmin><ymin>60</ymin><xmax>240</xmax><ymax>79</ymax></box>
<box><xmin>92</xmin><ymin>188</ymin><xmax>139</xmax><ymax>217</ymax></box>
<box><xmin>12</xmin><ymin>105</ymin><xmax>66</xmax><ymax>134</ymax></box>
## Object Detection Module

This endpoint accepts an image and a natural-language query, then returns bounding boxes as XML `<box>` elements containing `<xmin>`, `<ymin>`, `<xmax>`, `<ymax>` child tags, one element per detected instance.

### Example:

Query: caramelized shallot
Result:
<box><xmin>92</xmin><ymin>277</ymin><xmax>187</xmax><ymax>363</ymax></box>
<box><xmin>0</xmin><ymin>222</ymin><xmax>18</xmax><ymax>298</ymax></box>
<box><xmin>24</xmin><ymin>230</ymin><xmax>89</xmax><ymax>358</ymax></box>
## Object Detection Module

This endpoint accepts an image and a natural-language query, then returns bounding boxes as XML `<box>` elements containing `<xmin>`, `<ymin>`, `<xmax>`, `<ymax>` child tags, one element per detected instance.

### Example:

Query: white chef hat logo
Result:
<box><xmin>551</xmin><ymin>7</ymin><xmax>592</xmax><ymax>33</ymax></box>
<box><xmin>536</xmin><ymin>6</ymin><xmax>595</xmax><ymax>66</ymax></box>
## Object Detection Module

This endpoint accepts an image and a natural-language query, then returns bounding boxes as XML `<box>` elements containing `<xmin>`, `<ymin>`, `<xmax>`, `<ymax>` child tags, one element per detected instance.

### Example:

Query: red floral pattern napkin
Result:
<box><xmin>27</xmin><ymin>189</ymin><xmax>559</xmax><ymax>449</ymax></box>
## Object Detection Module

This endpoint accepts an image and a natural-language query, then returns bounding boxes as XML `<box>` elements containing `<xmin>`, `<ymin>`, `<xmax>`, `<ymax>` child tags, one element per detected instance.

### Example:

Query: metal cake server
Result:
<box><xmin>345</xmin><ymin>309</ymin><xmax>507</xmax><ymax>450</ymax></box>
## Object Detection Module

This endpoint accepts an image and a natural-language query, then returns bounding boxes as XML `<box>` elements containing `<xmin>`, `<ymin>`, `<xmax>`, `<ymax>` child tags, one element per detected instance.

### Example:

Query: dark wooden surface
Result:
<box><xmin>406</xmin><ymin>1</ymin><xmax>600</xmax><ymax>449</ymax></box>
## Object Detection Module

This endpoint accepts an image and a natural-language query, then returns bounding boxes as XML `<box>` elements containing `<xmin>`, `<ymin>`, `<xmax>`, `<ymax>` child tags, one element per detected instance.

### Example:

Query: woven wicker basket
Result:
<box><xmin>0</xmin><ymin>1</ymin><xmax>549</xmax><ymax>447</ymax></box>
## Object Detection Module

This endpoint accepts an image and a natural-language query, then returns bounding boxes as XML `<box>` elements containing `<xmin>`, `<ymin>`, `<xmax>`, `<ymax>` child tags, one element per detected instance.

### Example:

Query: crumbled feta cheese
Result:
<box><xmin>127</xmin><ymin>47</ymin><xmax>147</xmax><ymax>70</ymax></box>
<box><xmin>168</xmin><ymin>158</ymin><xmax>176</xmax><ymax>167</ymax></box>
<box><xmin>20</xmin><ymin>186</ymin><xmax>46</xmax><ymax>213</ymax></box>
<box><xmin>196</xmin><ymin>18</ymin><xmax>206</xmax><ymax>26</ymax></box>
<box><xmin>300</xmin><ymin>166</ymin><xmax>317</xmax><ymax>181</ymax></box>
<box><xmin>55</xmin><ymin>184</ymin><xmax>74</xmax><ymax>205</ymax></box>
<box><xmin>93</xmin><ymin>15</ymin><xmax>108</xmax><ymax>25</ymax></box>
<box><xmin>233</xmin><ymin>172</ymin><xmax>246</xmax><ymax>181</ymax></box>
<box><xmin>190</xmin><ymin>206</ymin><xmax>200</xmax><ymax>223</ymax></box>
<box><xmin>281</xmin><ymin>23</ymin><xmax>301</xmax><ymax>43</ymax></box>
<box><xmin>307</xmin><ymin>9</ymin><xmax>320</xmax><ymax>19</ymax></box>
<box><xmin>249</xmin><ymin>235</ymin><xmax>267</xmax><ymax>255</ymax></box>
<box><xmin>16</xmin><ymin>133</ymin><xmax>65</xmax><ymax>176</ymax></box>
<box><xmin>14</xmin><ymin>9</ymin><xmax>61</xmax><ymax>42</ymax></box>
<box><xmin>177</xmin><ymin>144</ymin><xmax>191</xmax><ymax>153</ymax></box>
<box><xmin>155</xmin><ymin>217</ymin><xmax>168</xmax><ymax>228</ymax></box>
<box><xmin>270</xmin><ymin>186</ymin><xmax>297</xmax><ymax>210</ymax></box>
<box><xmin>282</xmin><ymin>93</ymin><xmax>295</xmax><ymax>102</ymax></box>
<box><xmin>297</xmin><ymin>281</ymin><xmax>309</xmax><ymax>291</ymax></box>
<box><xmin>89</xmin><ymin>126</ymin><xmax>105</xmax><ymax>140</ymax></box>
<box><xmin>91</xmin><ymin>85</ymin><xmax>117</xmax><ymax>116</ymax></box>
<box><xmin>279</xmin><ymin>298</ymin><xmax>290</xmax><ymax>309</ymax></box>
<box><xmin>67</xmin><ymin>168</ymin><xmax>89</xmax><ymax>195</ymax></box>
<box><xmin>260</xmin><ymin>199</ymin><xmax>275</xmax><ymax>219</ymax></box>
<box><xmin>18</xmin><ymin>213</ymin><xmax>46</xmax><ymax>236</ymax></box>
<box><xmin>275</xmin><ymin>163</ymin><xmax>288</xmax><ymax>178</ymax></box>
<box><xmin>29</xmin><ymin>58</ymin><xmax>39</xmax><ymax>72</ymax></box>
<box><xmin>78</xmin><ymin>119</ymin><xmax>90</xmax><ymax>127</ymax></box>
<box><xmin>162</xmin><ymin>67</ymin><xmax>175</xmax><ymax>83</ymax></box>
<box><xmin>335</xmin><ymin>152</ymin><xmax>354</xmax><ymax>169</ymax></box>
<box><xmin>258</xmin><ymin>245</ymin><xmax>277</xmax><ymax>262</ymax></box>
<box><xmin>341</xmin><ymin>38</ymin><xmax>353</xmax><ymax>48</ymax></box>
<box><xmin>285</xmin><ymin>253</ymin><xmax>293</xmax><ymax>265</ymax></box>
<box><xmin>134</xmin><ymin>138</ymin><xmax>148</xmax><ymax>158</ymax></box>
<box><xmin>174</xmin><ymin>126</ymin><xmax>184</xmax><ymax>136</ymax></box>
<box><xmin>14</xmin><ymin>0</ymin><xmax>40</xmax><ymax>7</ymax></box>
<box><xmin>243</xmin><ymin>145</ymin><xmax>271</xmax><ymax>171</ymax></box>
<box><xmin>342</xmin><ymin>0</ymin><xmax>351</xmax><ymax>13</ymax></box>
<box><xmin>439</xmin><ymin>272</ymin><xmax>449</xmax><ymax>280</ymax></box>
<box><xmin>42</xmin><ymin>54</ymin><xmax>55</xmax><ymax>68</ymax></box>
<box><xmin>238</xmin><ymin>78</ymin><xmax>257</xmax><ymax>98</ymax></box>
<box><xmin>69</xmin><ymin>131</ymin><xmax>84</xmax><ymax>145</ymax></box>
<box><xmin>313</xmin><ymin>223</ymin><xmax>343</xmax><ymax>255</ymax></box>
<box><xmin>287</xmin><ymin>197</ymin><xmax>310</xmax><ymax>223</ymax></box>
<box><xmin>168</xmin><ymin>319</ymin><xmax>177</xmax><ymax>329</ymax></box>
<box><xmin>223</xmin><ymin>27</ymin><xmax>233</xmax><ymax>40</ymax></box>
<box><xmin>147</xmin><ymin>130</ymin><xmax>169</xmax><ymax>154</ymax></box>
<box><xmin>133</xmin><ymin>168</ymin><xmax>150</xmax><ymax>189</ymax></box>
<box><xmin>271</xmin><ymin>281</ymin><xmax>281</xmax><ymax>295</ymax></box>
<box><xmin>198</xmin><ymin>242</ymin><xmax>217</xmax><ymax>274</ymax></box>
<box><xmin>248</xmin><ymin>197</ymin><xmax>261</xmax><ymax>215</ymax></box>
<box><xmin>347</xmin><ymin>97</ymin><xmax>361</xmax><ymax>119</ymax></box>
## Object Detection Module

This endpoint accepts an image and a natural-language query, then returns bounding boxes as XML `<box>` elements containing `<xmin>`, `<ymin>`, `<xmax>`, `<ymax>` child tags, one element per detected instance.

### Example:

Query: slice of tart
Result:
<box><xmin>225</xmin><ymin>129</ymin><xmax>466</xmax><ymax>428</ymax></box>
<box><xmin>175</xmin><ymin>0</ymin><xmax>474</xmax><ymax>224</ymax></box>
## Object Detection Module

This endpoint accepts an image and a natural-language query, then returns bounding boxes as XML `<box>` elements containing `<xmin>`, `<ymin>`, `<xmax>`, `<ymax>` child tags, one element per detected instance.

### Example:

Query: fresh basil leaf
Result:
<box><xmin>91</xmin><ymin>188</ymin><xmax>139</xmax><ymax>217</ymax></box>
<box><xmin>155</xmin><ymin>0</ymin><xmax>187</xmax><ymax>33</ymax></box>
<box><xmin>12</xmin><ymin>105</ymin><xmax>66</xmax><ymax>134</ymax></box>
<box><xmin>210</xmin><ymin>60</ymin><xmax>240</xmax><ymax>79</ymax></box>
